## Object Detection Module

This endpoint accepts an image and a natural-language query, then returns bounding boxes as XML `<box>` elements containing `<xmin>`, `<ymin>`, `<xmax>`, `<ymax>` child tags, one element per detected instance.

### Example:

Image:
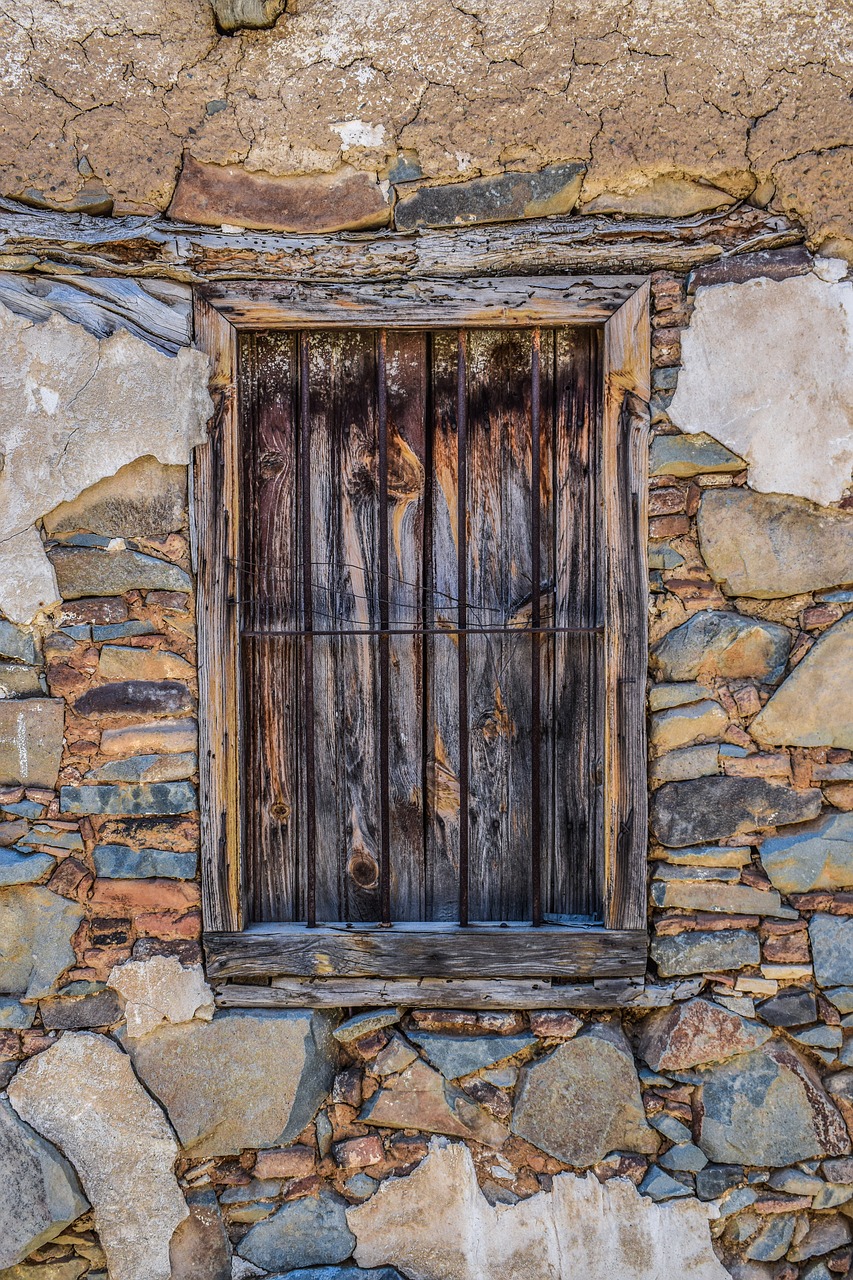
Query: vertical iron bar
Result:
<box><xmin>377</xmin><ymin>331</ymin><xmax>392</xmax><ymax>927</ymax></box>
<box><xmin>457</xmin><ymin>331</ymin><xmax>470</xmax><ymax>927</ymax></box>
<box><xmin>530</xmin><ymin>329</ymin><xmax>543</xmax><ymax>926</ymax></box>
<box><xmin>421</xmin><ymin>332</ymin><xmax>434</xmax><ymax>914</ymax></box>
<box><xmin>299</xmin><ymin>332</ymin><xmax>317</xmax><ymax>928</ymax></box>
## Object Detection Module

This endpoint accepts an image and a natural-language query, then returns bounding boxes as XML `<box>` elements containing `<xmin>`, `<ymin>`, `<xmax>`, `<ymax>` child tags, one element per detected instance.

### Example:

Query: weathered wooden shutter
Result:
<box><xmin>239</xmin><ymin>325</ymin><xmax>605</xmax><ymax>928</ymax></box>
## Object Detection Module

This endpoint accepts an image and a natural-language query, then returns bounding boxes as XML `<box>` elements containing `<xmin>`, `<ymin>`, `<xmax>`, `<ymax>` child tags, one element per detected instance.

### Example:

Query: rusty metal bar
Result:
<box><xmin>299</xmin><ymin>332</ymin><xmax>317</xmax><ymax>929</ymax></box>
<box><xmin>457</xmin><ymin>330</ymin><xmax>469</xmax><ymax>928</ymax></box>
<box><xmin>243</xmin><ymin>625</ymin><xmax>602</xmax><ymax>638</ymax></box>
<box><xmin>531</xmin><ymin>328</ymin><xmax>543</xmax><ymax>927</ymax></box>
<box><xmin>377</xmin><ymin>331</ymin><xmax>392</xmax><ymax>927</ymax></box>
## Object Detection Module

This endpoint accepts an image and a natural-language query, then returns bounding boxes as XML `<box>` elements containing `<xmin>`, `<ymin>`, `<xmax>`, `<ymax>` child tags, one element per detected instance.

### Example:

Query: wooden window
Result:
<box><xmin>194</xmin><ymin>278</ymin><xmax>650</xmax><ymax>1006</ymax></box>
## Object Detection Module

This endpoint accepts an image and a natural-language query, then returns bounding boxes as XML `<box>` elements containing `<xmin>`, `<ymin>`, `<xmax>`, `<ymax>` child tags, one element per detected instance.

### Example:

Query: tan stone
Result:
<box><xmin>169</xmin><ymin>157</ymin><xmax>391</xmax><ymax>232</ymax></box>
<box><xmin>361</xmin><ymin>1058</ymin><xmax>508</xmax><ymax>1149</ymax></box>
<box><xmin>349</xmin><ymin>1140</ymin><xmax>729</xmax><ymax>1280</ymax></box>
<box><xmin>752</xmin><ymin>613</ymin><xmax>853</xmax><ymax>749</ymax></box>
<box><xmin>582</xmin><ymin>176</ymin><xmax>735</xmax><ymax>216</ymax></box>
<box><xmin>99</xmin><ymin>719</ymin><xmax>198</xmax><ymax>757</ymax></box>
<box><xmin>107</xmin><ymin>955</ymin><xmax>214</xmax><ymax>1038</ymax></box>
<box><xmin>97</xmin><ymin>646</ymin><xmax>194</xmax><ymax>682</ymax></box>
<box><xmin>7</xmin><ymin>1032</ymin><xmax>188</xmax><ymax>1280</ymax></box>
<box><xmin>649</xmin><ymin>700</ymin><xmax>728</xmax><ymax>754</ymax></box>
<box><xmin>636</xmin><ymin>998</ymin><xmax>772</xmax><ymax>1071</ymax></box>
<box><xmin>43</xmin><ymin>457</ymin><xmax>188</xmax><ymax>539</ymax></box>
<box><xmin>0</xmin><ymin>699</ymin><xmax>63</xmax><ymax>789</ymax></box>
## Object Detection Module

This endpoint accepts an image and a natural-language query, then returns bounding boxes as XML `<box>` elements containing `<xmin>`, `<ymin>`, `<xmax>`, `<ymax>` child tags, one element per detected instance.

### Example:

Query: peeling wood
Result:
<box><xmin>0</xmin><ymin>201</ymin><xmax>802</xmax><ymax>284</ymax></box>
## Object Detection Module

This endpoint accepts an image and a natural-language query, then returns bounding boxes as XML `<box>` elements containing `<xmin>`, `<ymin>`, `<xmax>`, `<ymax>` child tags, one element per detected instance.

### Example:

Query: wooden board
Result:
<box><xmin>217</xmin><ymin>976</ymin><xmax>650</xmax><ymax>1009</ymax></box>
<box><xmin>204</xmin><ymin>923</ymin><xmax>647</xmax><ymax>979</ymax></box>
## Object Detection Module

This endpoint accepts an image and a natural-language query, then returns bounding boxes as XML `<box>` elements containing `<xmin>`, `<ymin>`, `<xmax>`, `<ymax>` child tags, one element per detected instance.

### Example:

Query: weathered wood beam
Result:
<box><xmin>0</xmin><ymin>199</ymin><xmax>803</xmax><ymax>284</ymax></box>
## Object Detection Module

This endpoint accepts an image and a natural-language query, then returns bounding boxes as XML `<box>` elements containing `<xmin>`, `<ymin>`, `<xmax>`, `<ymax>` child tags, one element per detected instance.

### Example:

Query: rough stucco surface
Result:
<box><xmin>0</xmin><ymin>0</ymin><xmax>850</xmax><ymax>253</ymax></box>
<box><xmin>669</xmin><ymin>270</ymin><xmax>853</xmax><ymax>506</ymax></box>
<box><xmin>0</xmin><ymin>303</ymin><xmax>211</xmax><ymax>622</ymax></box>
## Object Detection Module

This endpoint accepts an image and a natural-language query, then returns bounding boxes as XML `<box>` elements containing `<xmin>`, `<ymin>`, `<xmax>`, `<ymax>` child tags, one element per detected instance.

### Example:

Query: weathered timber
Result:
<box><xmin>203</xmin><ymin>923</ymin><xmax>647</xmax><ymax>979</ymax></box>
<box><xmin>214</xmin><ymin>976</ymin><xmax>709</xmax><ymax>1009</ymax></box>
<box><xmin>0</xmin><ymin>200</ymin><xmax>802</xmax><ymax>283</ymax></box>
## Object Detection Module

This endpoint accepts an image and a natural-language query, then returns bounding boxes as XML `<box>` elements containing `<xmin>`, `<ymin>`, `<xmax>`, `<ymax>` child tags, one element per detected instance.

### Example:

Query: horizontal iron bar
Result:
<box><xmin>239</xmin><ymin>625</ymin><xmax>605</xmax><ymax>637</ymax></box>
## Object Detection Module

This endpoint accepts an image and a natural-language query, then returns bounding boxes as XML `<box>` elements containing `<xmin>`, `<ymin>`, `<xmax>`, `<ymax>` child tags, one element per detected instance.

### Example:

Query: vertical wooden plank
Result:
<box><xmin>310</xmin><ymin>331</ymin><xmax>383</xmax><ymax>923</ymax></box>
<box><xmin>602</xmin><ymin>283</ymin><xmax>650</xmax><ymax>932</ymax></box>
<box><xmin>551</xmin><ymin>327</ymin><xmax>604</xmax><ymax>919</ymax></box>
<box><xmin>240</xmin><ymin>332</ymin><xmax>301</xmax><ymax>923</ymax></box>
<box><xmin>192</xmin><ymin>297</ymin><xmax>243</xmax><ymax>933</ymax></box>
<box><xmin>425</xmin><ymin>331</ymin><xmax>463</xmax><ymax>921</ymax></box>
<box><xmin>466</xmin><ymin>328</ymin><xmax>536</xmax><ymax>922</ymax></box>
<box><xmin>384</xmin><ymin>331</ymin><xmax>427</xmax><ymax>921</ymax></box>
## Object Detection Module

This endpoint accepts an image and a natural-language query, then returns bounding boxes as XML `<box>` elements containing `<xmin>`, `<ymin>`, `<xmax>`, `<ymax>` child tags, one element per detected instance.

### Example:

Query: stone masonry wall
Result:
<box><xmin>1</xmin><ymin>233</ymin><xmax>853</xmax><ymax>1277</ymax></box>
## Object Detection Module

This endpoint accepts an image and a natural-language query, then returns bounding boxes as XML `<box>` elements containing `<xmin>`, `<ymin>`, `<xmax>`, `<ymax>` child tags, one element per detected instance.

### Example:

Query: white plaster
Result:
<box><xmin>108</xmin><ymin>955</ymin><xmax>215</xmax><ymax>1039</ymax></box>
<box><xmin>349</xmin><ymin>1139</ymin><xmax>728</xmax><ymax>1280</ymax></box>
<box><xmin>669</xmin><ymin>273</ymin><xmax>853</xmax><ymax>506</ymax></box>
<box><xmin>331</xmin><ymin>119</ymin><xmax>386</xmax><ymax>147</ymax></box>
<box><xmin>0</xmin><ymin>303</ymin><xmax>212</xmax><ymax>622</ymax></box>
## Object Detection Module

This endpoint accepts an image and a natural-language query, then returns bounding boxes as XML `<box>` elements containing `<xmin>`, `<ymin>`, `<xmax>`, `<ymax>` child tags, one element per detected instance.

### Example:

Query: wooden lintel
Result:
<box><xmin>203</xmin><ymin>923</ymin><xmax>648</xmax><ymax>981</ymax></box>
<box><xmin>216</xmin><ymin>977</ymin><xmax>647</xmax><ymax>1009</ymax></box>
<box><xmin>0</xmin><ymin>199</ymin><xmax>802</xmax><ymax>284</ymax></box>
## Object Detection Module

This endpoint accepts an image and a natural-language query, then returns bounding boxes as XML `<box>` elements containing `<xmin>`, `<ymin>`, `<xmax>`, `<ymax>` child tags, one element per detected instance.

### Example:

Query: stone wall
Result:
<box><xmin>0</xmin><ymin>241</ymin><xmax>851</xmax><ymax>1280</ymax></box>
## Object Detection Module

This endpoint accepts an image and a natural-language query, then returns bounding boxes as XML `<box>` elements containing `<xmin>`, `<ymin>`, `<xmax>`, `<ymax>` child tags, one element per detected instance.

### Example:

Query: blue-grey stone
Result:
<box><xmin>651</xmin><ymin>775</ymin><xmax>822</xmax><ymax>847</ymax></box>
<box><xmin>84</xmin><ymin>752</ymin><xmax>197</xmax><ymax>783</ymax></box>
<box><xmin>0</xmin><ymin>998</ymin><xmax>35</xmax><ymax>1029</ymax></box>
<box><xmin>50</xmin><ymin>546</ymin><xmax>192</xmax><ymax>599</ymax></box>
<box><xmin>39</xmin><ymin>990</ymin><xmax>121</xmax><ymax>1029</ymax></box>
<box><xmin>60</xmin><ymin>781</ymin><xmax>197</xmax><ymax>816</ymax></box>
<box><xmin>793</xmin><ymin>1025</ymin><xmax>843</xmax><ymax>1051</ymax></box>
<box><xmin>650</xmin><ymin>929</ymin><xmax>760</xmax><ymax>976</ymax></box>
<box><xmin>659</xmin><ymin>1142</ymin><xmax>708</xmax><ymax>1173</ymax></box>
<box><xmin>0</xmin><ymin>848</ymin><xmax>55</xmax><ymax>885</ymax></box>
<box><xmin>650</xmin><ymin>1114</ymin><xmax>692</xmax><ymax>1143</ymax></box>
<box><xmin>0</xmin><ymin>620</ymin><xmax>37</xmax><ymax>666</ymax></box>
<box><xmin>760</xmin><ymin>811</ymin><xmax>853</xmax><ymax>894</ymax></box>
<box><xmin>693</xmin><ymin>1041</ymin><xmax>851</xmax><ymax>1166</ymax></box>
<box><xmin>2</xmin><ymin>801</ymin><xmax>45</xmax><ymax>819</ymax></box>
<box><xmin>745</xmin><ymin>1214</ymin><xmax>796</xmax><ymax>1261</ymax></box>
<box><xmin>91</xmin><ymin>621</ymin><xmax>158</xmax><ymax>642</ymax></box>
<box><xmin>333</xmin><ymin>1009</ymin><xmax>402</xmax><ymax>1043</ymax></box>
<box><xmin>648</xmin><ymin>542</ymin><xmax>685</xmax><ymax>570</ymax></box>
<box><xmin>0</xmin><ymin>886</ymin><xmax>85</xmax><ymax>999</ymax></box>
<box><xmin>756</xmin><ymin>987</ymin><xmax>818</xmax><ymax>1027</ymax></box>
<box><xmin>639</xmin><ymin>1167</ymin><xmax>692</xmax><ymax>1200</ymax></box>
<box><xmin>343</xmin><ymin>1173</ymin><xmax>378</xmax><ymax>1201</ymax></box>
<box><xmin>651</xmin><ymin>611</ymin><xmax>791</xmax><ymax>684</ymax></box>
<box><xmin>60</xmin><ymin>624</ymin><xmax>92</xmax><ymax>640</ymax></box>
<box><xmin>817</xmin><ymin>589</ymin><xmax>853</xmax><ymax>603</ymax></box>
<box><xmin>269</xmin><ymin>1269</ymin><xmax>408</xmax><ymax>1280</ymax></box>
<box><xmin>789</xmin><ymin>1215</ymin><xmax>853</xmax><ymax>1263</ymax></box>
<box><xmin>768</xmin><ymin>1167</ymin><xmax>823</xmax><ymax>1195</ymax></box>
<box><xmin>220</xmin><ymin>1179</ymin><xmax>283</xmax><ymax>1204</ymax></box>
<box><xmin>394</xmin><ymin>163</ymin><xmax>585</xmax><ymax>230</ymax></box>
<box><xmin>810</xmin><ymin>914</ymin><xmax>853</xmax><ymax>988</ymax></box>
<box><xmin>239</xmin><ymin>1190</ymin><xmax>355</xmax><ymax>1272</ymax></box>
<box><xmin>695</xmin><ymin>1164</ymin><xmax>744</xmax><ymax>1200</ymax></box>
<box><xmin>93</xmin><ymin>843</ymin><xmax>197</xmax><ymax>879</ymax></box>
<box><xmin>54</xmin><ymin>532</ymin><xmax>115</xmax><ymax>548</ymax></box>
<box><xmin>407</xmin><ymin>1031</ymin><xmax>536</xmax><ymax>1079</ymax></box>
<box><xmin>650</xmin><ymin>433</ymin><xmax>746</xmax><ymax>478</ymax></box>
<box><xmin>716</xmin><ymin>1187</ymin><xmax>758</xmax><ymax>1217</ymax></box>
<box><xmin>16</xmin><ymin>826</ymin><xmax>84</xmax><ymax>852</ymax></box>
<box><xmin>74</xmin><ymin>681</ymin><xmax>195</xmax><ymax>717</ymax></box>
<box><xmin>827</xmin><ymin>989</ymin><xmax>853</xmax><ymax>1015</ymax></box>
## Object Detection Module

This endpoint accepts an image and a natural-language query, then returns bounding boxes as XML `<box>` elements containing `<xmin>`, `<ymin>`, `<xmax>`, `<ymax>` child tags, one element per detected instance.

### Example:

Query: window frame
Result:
<box><xmin>193</xmin><ymin>275</ymin><xmax>650</xmax><ymax>1003</ymax></box>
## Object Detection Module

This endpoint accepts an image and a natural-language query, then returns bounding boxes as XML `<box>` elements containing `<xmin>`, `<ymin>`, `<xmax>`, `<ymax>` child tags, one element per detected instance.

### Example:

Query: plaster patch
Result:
<box><xmin>332</xmin><ymin>120</ymin><xmax>387</xmax><ymax>148</ymax></box>
<box><xmin>0</xmin><ymin>303</ymin><xmax>211</xmax><ymax>622</ymax></box>
<box><xmin>349</xmin><ymin>1139</ymin><xmax>728</xmax><ymax>1280</ymax></box>
<box><xmin>669</xmin><ymin>273</ymin><xmax>853</xmax><ymax>505</ymax></box>
<box><xmin>108</xmin><ymin>955</ymin><xmax>215</xmax><ymax>1039</ymax></box>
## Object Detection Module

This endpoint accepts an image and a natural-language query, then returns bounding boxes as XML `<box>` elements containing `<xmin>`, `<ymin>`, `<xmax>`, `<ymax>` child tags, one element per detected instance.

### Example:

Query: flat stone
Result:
<box><xmin>650</xmin><ymin>433</ymin><xmax>746</xmax><ymax>478</ymax></box>
<box><xmin>125</xmin><ymin>1010</ymin><xmax>338</xmax><ymax>1157</ymax></box>
<box><xmin>43</xmin><ymin>457</ymin><xmax>187</xmax><ymax>540</ymax></box>
<box><xmin>0</xmin><ymin>620</ymin><xmax>37</xmax><ymax>666</ymax></box>
<box><xmin>17</xmin><ymin>826</ymin><xmax>83</xmax><ymax>852</ymax></box>
<box><xmin>60</xmin><ymin>781</ymin><xmax>197</xmax><ymax>815</ymax></box>
<box><xmin>85</xmin><ymin>751</ymin><xmax>197</xmax><ymax>783</ymax></box>
<box><xmin>670</xmin><ymin>274</ymin><xmax>853</xmax><ymax>507</ymax></box>
<box><xmin>0</xmin><ymin>886</ymin><xmax>85</xmax><ymax>998</ymax></box>
<box><xmin>169</xmin><ymin>1188</ymin><xmax>231</xmax><ymax>1280</ymax></box>
<box><xmin>0</xmin><ymin>663</ymin><xmax>44</xmax><ymax>697</ymax></box>
<box><xmin>768</xmin><ymin>1167</ymin><xmax>824</xmax><ymax>1195</ymax></box>
<box><xmin>655</xmin><ymin>845</ymin><xmax>752</xmax><ymax>868</ymax></box>
<box><xmin>97</xmin><ymin>646</ymin><xmax>194</xmax><ymax>683</ymax></box>
<box><xmin>651</xmin><ymin>930</ymin><xmax>760</xmax><ymax>977</ymax></box>
<box><xmin>210</xmin><ymin>0</ymin><xmax>286</xmax><ymax>30</ymax></box>
<box><xmin>695</xmin><ymin>1165</ymin><xmax>744</xmax><ymax>1201</ymax></box>
<box><xmin>756</xmin><ymin>987</ymin><xmax>818</xmax><ymax>1027</ymax></box>
<box><xmin>395</xmin><ymin>164</ymin><xmax>585</xmax><ymax>230</ymax></box>
<box><xmin>39</xmin><ymin>990</ymin><xmax>121</xmax><ymax>1029</ymax></box>
<box><xmin>108</xmin><ymin>955</ymin><xmax>214</xmax><ymax>1038</ymax></box>
<box><xmin>406</xmin><ymin>1031</ymin><xmax>536</xmax><ymax>1079</ymax></box>
<box><xmin>50</xmin><ymin>546</ymin><xmax>191</xmax><ymax>599</ymax></box>
<box><xmin>92</xmin><ymin>620</ymin><xmax>158</xmax><ymax>641</ymax></box>
<box><xmin>689</xmin><ymin>248</ymin><xmax>813</xmax><ymax>290</ymax></box>
<box><xmin>0</xmin><ymin>847</ymin><xmax>55</xmax><ymax>885</ymax></box>
<box><xmin>0</xmin><ymin>699</ymin><xmax>64</xmax><ymax>788</ymax></box>
<box><xmin>332</xmin><ymin>1009</ymin><xmax>402</xmax><ymax>1044</ymax></box>
<box><xmin>169</xmin><ymin>157</ymin><xmax>391</xmax><ymax>233</ymax></box>
<box><xmin>584</xmin><ymin>175</ymin><xmax>734</xmax><ymax>217</ymax></box>
<box><xmin>99</xmin><ymin>719</ymin><xmax>197</xmax><ymax>757</ymax></box>
<box><xmin>651</xmin><ymin>880</ymin><xmax>790</xmax><ymax>916</ymax></box>
<box><xmin>239</xmin><ymin>1190</ymin><xmax>355</xmax><ymax>1271</ymax></box>
<box><xmin>760</xmin><ymin>811</ymin><xmax>853</xmax><ymax>893</ymax></box>
<box><xmin>651</xmin><ymin>612</ymin><xmax>791</xmax><ymax>684</ymax></box>
<box><xmin>827</xmin><ymin>989</ymin><xmax>853</xmax><ymax>1014</ymax></box>
<box><xmin>7</xmin><ymin>1032</ymin><xmax>188</xmax><ymax>1280</ymax></box>
<box><xmin>348</xmin><ymin>1139</ymin><xmax>729</xmax><ymax>1280</ymax></box>
<box><xmin>636</xmin><ymin>998</ymin><xmax>772</xmax><ymax>1071</ymax></box>
<box><xmin>648</xmin><ymin>682</ymin><xmax>712</xmax><ymax>712</ymax></box>
<box><xmin>0</xmin><ymin>997</ymin><xmax>35</xmax><ymax>1028</ymax></box>
<box><xmin>0</xmin><ymin>1263</ymin><xmax>85</xmax><ymax>1280</ymax></box>
<box><xmin>823</xmin><ymin>1156</ymin><xmax>853</xmax><ymax>1182</ymax></box>
<box><xmin>652</xmin><ymin>776</ymin><xmax>822</xmax><ymax>847</ymax></box>
<box><xmin>692</xmin><ymin>1040</ymin><xmax>850</xmax><ymax>1166</ymax></box>
<box><xmin>638</xmin><ymin>1166</ymin><xmax>693</xmax><ymax>1199</ymax></box>
<box><xmin>0</xmin><ymin>1096</ymin><xmax>89</xmax><ymax>1268</ymax></box>
<box><xmin>697</xmin><ymin>489</ymin><xmax>853</xmax><ymax>599</ymax></box>
<box><xmin>659</xmin><ymin>1143</ymin><xmax>709</xmax><ymax>1173</ymax></box>
<box><xmin>511</xmin><ymin>1022</ymin><xmax>658</xmax><ymax>1166</ymax></box>
<box><xmin>745</xmin><ymin>1214</ymin><xmax>797</xmax><ymax>1262</ymax></box>
<box><xmin>93</xmin><ymin>842</ymin><xmax>197</xmax><ymax>878</ymax></box>
<box><xmin>74</xmin><ymin>681</ymin><xmax>194</xmax><ymax>717</ymax></box>
<box><xmin>650</xmin><ymin>701</ymin><xmax>728</xmax><ymax>754</ymax></box>
<box><xmin>650</xmin><ymin>744</ymin><xmax>720</xmax><ymax>786</ymax></box>
<box><xmin>788</xmin><ymin>1214</ymin><xmax>852</xmax><ymax>1262</ymax></box>
<box><xmin>809</xmin><ymin>913</ymin><xmax>853</xmax><ymax>987</ymax></box>
<box><xmin>361</xmin><ymin>1057</ymin><xmax>508</xmax><ymax>1148</ymax></box>
<box><xmin>372</xmin><ymin>1036</ymin><xmax>419</xmax><ymax>1076</ymax></box>
<box><xmin>751</xmin><ymin>614</ymin><xmax>853</xmax><ymax>750</ymax></box>
<box><xmin>272</xmin><ymin>1269</ymin><xmax>407</xmax><ymax>1280</ymax></box>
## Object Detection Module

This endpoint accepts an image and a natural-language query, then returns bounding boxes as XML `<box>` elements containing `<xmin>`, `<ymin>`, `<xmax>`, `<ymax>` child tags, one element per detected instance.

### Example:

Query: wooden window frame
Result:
<box><xmin>193</xmin><ymin>274</ymin><xmax>650</xmax><ymax>1005</ymax></box>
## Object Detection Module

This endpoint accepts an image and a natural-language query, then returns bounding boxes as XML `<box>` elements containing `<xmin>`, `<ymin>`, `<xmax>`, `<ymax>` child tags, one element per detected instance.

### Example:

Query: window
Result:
<box><xmin>194</xmin><ymin>277</ymin><xmax>650</xmax><ymax>1003</ymax></box>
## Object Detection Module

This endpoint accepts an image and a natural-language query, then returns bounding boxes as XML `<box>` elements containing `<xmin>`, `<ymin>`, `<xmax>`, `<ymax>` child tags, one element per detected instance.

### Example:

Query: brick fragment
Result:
<box><xmin>254</xmin><ymin>1146</ymin><xmax>316</xmax><ymax>1180</ymax></box>
<box><xmin>334</xmin><ymin>1135</ymin><xmax>384</xmax><ymax>1169</ymax></box>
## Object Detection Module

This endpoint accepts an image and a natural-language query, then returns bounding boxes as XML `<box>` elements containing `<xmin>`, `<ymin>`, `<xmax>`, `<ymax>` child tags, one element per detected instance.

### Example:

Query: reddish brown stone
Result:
<box><xmin>327</xmin><ymin>1103</ymin><xmax>368</xmax><ymax>1141</ymax></box>
<box><xmin>385</xmin><ymin>1134</ymin><xmax>430</xmax><ymax>1167</ymax></box>
<box><xmin>20</xmin><ymin>1030</ymin><xmax>58</xmax><ymax>1058</ymax></box>
<box><xmin>348</xmin><ymin>1030</ymin><xmax>389</xmax><ymax>1061</ymax></box>
<box><xmin>649</xmin><ymin>514</ymin><xmax>691</xmax><ymax>538</ymax></box>
<box><xmin>146</xmin><ymin>591</ymin><xmax>190</xmax><ymax>611</ymax></box>
<box><xmin>135</xmin><ymin>908</ymin><xmax>202</xmax><ymax>940</ymax></box>
<box><xmin>332</xmin><ymin>1067</ymin><xmax>363</xmax><ymax>1107</ymax></box>
<box><xmin>169</xmin><ymin>156</ymin><xmax>391</xmax><ymax>233</ymax></box>
<box><xmin>475</xmin><ymin>1012</ymin><xmax>526</xmax><ymax>1034</ymax></box>
<box><xmin>636</xmin><ymin>997</ymin><xmax>772</xmax><ymax>1071</ymax></box>
<box><xmin>47</xmin><ymin>856</ymin><xmax>94</xmax><ymax>902</ymax></box>
<box><xmin>87</xmin><ymin>878</ymin><xmax>200</xmax><ymax>914</ymax></box>
<box><xmin>60</xmin><ymin>598</ymin><xmax>128</xmax><ymax>625</ymax></box>
<box><xmin>802</xmin><ymin>603</ymin><xmax>844</xmax><ymax>630</ymax></box>
<box><xmin>254</xmin><ymin>1145</ymin><xmax>316</xmax><ymax>1180</ymax></box>
<box><xmin>649</xmin><ymin>487</ymin><xmax>687</xmax><ymax>517</ymax></box>
<box><xmin>652</xmin><ymin>328</ymin><xmax>682</xmax><ymax>366</ymax></box>
<box><xmin>410</xmin><ymin>1010</ymin><xmax>479</xmax><ymax>1034</ymax></box>
<box><xmin>461</xmin><ymin>1078</ymin><xmax>512</xmax><ymax>1122</ymax></box>
<box><xmin>760</xmin><ymin>922</ymin><xmax>810</xmax><ymax>964</ymax></box>
<box><xmin>826</xmin><ymin>782</ymin><xmax>853</xmax><ymax>811</ymax></box>
<box><xmin>529</xmin><ymin>1011</ymin><xmax>583</xmax><ymax>1039</ymax></box>
<box><xmin>0</xmin><ymin>1031</ymin><xmax>21</xmax><ymax>1059</ymax></box>
<box><xmin>790</xmin><ymin>892</ymin><xmax>853</xmax><ymax>914</ymax></box>
<box><xmin>334</xmin><ymin>1135</ymin><xmax>384</xmax><ymax>1169</ymax></box>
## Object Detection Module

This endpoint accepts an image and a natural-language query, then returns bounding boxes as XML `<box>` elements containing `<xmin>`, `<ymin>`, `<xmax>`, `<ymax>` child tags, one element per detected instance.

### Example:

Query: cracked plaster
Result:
<box><xmin>0</xmin><ymin>303</ymin><xmax>211</xmax><ymax>623</ymax></box>
<box><xmin>0</xmin><ymin>0</ymin><xmax>850</xmax><ymax>253</ymax></box>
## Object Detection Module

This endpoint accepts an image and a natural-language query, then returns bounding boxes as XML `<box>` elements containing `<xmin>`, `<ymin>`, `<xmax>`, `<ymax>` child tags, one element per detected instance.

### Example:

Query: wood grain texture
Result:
<box><xmin>602</xmin><ymin>284</ymin><xmax>651</xmax><ymax>932</ymax></box>
<box><xmin>204</xmin><ymin>922</ymin><xmax>647</xmax><ymax>979</ymax></box>
<box><xmin>0</xmin><ymin>199</ymin><xmax>801</xmax><ymax>282</ymax></box>
<box><xmin>193</xmin><ymin>297</ymin><xmax>243</xmax><ymax>932</ymax></box>
<box><xmin>216</xmin><ymin>976</ymin><xmax>649</xmax><ymax>1009</ymax></box>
